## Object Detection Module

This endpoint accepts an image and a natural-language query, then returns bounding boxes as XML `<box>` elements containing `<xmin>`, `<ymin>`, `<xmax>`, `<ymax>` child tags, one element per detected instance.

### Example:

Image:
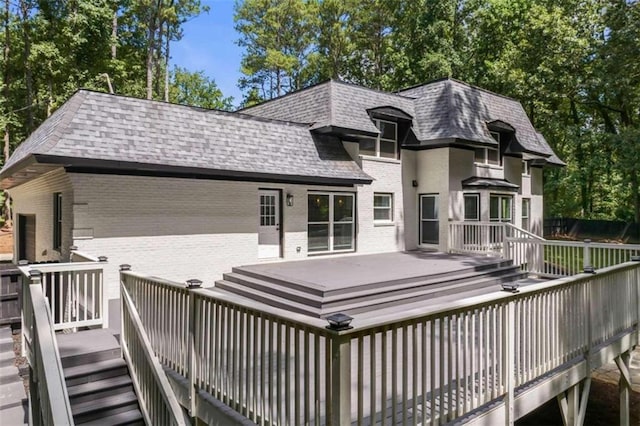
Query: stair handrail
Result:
<box><xmin>504</xmin><ymin>223</ymin><xmax>546</xmax><ymax>241</ymax></box>
<box><xmin>21</xmin><ymin>269</ymin><xmax>74</xmax><ymax>426</ymax></box>
<box><xmin>120</xmin><ymin>276</ymin><xmax>188</xmax><ymax>426</ymax></box>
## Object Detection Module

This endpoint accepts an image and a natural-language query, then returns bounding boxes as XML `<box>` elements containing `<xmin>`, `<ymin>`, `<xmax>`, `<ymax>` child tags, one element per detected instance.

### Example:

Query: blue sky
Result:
<box><xmin>170</xmin><ymin>0</ymin><xmax>243</xmax><ymax>106</ymax></box>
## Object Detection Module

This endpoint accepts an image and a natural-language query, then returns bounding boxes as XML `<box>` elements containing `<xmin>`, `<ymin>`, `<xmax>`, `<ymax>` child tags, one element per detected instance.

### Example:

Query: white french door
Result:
<box><xmin>258</xmin><ymin>190</ymin><xmax>280</xmax><ymax>259</ymax></box>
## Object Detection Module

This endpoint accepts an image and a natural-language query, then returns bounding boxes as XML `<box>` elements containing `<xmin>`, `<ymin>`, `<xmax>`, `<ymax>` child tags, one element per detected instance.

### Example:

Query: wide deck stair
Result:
<box><xmin>216</xmin><ymin>257</ymin><xmax>528</xmax><ymax>318</ymax></box>
<box><xmin>57</xmin><ymin>329</ymin><xmax>143</xmax><ymax>426</ymax></box>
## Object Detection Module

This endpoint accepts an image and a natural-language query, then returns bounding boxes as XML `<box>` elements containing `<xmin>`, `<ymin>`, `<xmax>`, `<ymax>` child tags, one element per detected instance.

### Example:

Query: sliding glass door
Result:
<box><xmin>308</xmin><ymin>193</ymin><xmax>355</xmax><ymax>253</ymax></box>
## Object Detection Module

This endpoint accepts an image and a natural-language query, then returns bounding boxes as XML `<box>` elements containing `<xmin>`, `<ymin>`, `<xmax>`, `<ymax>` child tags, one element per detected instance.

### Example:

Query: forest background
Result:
<box><xmin>1</xmin><ymin>0</ymin><xmax>638</xmax><ymax>224</ymax></box>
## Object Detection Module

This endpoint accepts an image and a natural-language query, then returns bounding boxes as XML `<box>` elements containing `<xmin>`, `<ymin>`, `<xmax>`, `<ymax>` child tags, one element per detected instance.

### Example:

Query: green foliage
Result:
<box><xmin>169</xmin><ymin>66</ymin><xmax>233</xmax><ymax>110</ymax></box>
<box><xmin>234</xmin><ymin>0</ymin><xmax>640</xmax><ymax>223</ymax></box>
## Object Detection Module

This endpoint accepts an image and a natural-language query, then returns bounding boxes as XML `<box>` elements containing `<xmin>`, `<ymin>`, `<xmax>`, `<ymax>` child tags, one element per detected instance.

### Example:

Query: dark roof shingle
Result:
<box><xmin>1</xmin><ymin>91</ymin><xmax>372</xmax><ymax>186</ymax></box>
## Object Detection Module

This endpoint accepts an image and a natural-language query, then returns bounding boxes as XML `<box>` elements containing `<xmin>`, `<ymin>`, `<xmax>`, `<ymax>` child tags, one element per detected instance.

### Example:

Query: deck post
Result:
<box><xmin>119</xmin><ymin>264</ymin><xmax>131</xmax><ymax>359</ymax></box>
<box><xmin>186</xmin><ymin>278</ymin><xmax>202</xmax><ymax>419</ymax></box>
<box><xmin>504</xmin><ymin>300</ymin><xmax>515</xmax><ymax>425</ymax></box>
<box><xmin>328</xmin><ymin>331</ymin><xmax>351</xmax><ymax>426</ymax></box>
<box><xmin>583</xmin><ymin>239</ymin><xmax>591</xmax><ymax>271</ymax></box>
<box><xmin>614</xmin><ymin>351</ymin><xmax>631</xmax><ymax>426</ymax></box>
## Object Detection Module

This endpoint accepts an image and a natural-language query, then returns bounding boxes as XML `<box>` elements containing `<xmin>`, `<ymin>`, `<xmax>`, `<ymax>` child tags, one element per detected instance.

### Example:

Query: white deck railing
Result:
<box><xmin>506</xmin><ymin>238</ymin><xmax>640</xmax><ymax>277</ymax></box>
<box><xmin>21</xmin><ymin>270</ymin><xmax>74</xmax><ymax>425</ymax></box>
<box><xmin>448</xmin><ymin>222</ymin><xmax>509</xmax><ymax>255</ymax></box>
<box><xmin>19</xmin><ymin>256</ymin><xmax>108</xmax><ymax>330</ymax></box>
<box><xmin>120</xmin><ymin>270</ymin><xmax>187</xmax><ymax>425</ymax></box>
<box><xmin>120</xmin><ymin>260</ymin><xmax>640</xmax><ymax>425</ymax></box>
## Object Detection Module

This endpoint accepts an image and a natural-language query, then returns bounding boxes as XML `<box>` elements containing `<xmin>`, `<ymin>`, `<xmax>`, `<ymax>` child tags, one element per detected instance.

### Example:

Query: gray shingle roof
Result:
<box><xmin>398</xmin><ymin>79</ymin><xmax>556</xmax><ymax>156</ymax></box>
<box><xmin>243</xmin><ymin>78</ymin><xmax>562</xmax><ymax>163</ymax></box>
<box><xmin>241</xmin><ymin>80</ymin><xmax>418</xmax><ymax>137</ymax></box>
<box><xmin>1</xmin><ymin>90</ymin><xmax>372</xmax><ymax>185</ymax></box>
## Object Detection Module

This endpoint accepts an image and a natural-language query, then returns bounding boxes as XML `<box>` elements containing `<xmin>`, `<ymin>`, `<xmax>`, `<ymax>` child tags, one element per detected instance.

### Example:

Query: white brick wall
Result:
<box><xmin>8</xmin><ymin>168</ymin><xmax>73</xmax><ymax>262</ymax></box>
<box><xmin>68</xmin><ymin>173</ymin><xmax>359</xmax><ymax>299</ymax></box>
<box><xmin>357</xmin><ymin>157</ymin><xmax>406</xmax><ymax>253</ymax></box>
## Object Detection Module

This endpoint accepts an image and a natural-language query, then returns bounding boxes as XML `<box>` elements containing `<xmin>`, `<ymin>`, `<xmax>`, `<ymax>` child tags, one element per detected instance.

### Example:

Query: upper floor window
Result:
<box><xmin>474</xmin><ymin>131</ymin><xmax>501</xmax><ymax>166</ymax></box>
<box><xmin>53</xmin><ymin>192</ymin><xmax>62</xmax><ymax>250</ymax></box>
<box><xmin>522</xmin><ymin>160</ymin><xmax>530</xmax><ymax>176</ymax></box>
<box><xmin>359</xmin><ymin>119</ymin><xmax>398</xmax><ymax>159</ymax></box>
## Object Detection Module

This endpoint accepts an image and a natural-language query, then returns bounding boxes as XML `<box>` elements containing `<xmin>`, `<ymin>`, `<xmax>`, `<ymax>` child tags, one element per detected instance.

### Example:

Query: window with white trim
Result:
<box><xmin>522</xmin><ymin>160</ymin><xmax>530</xmax><ymax>176</ymax></box>
<box><xmin>373</xmin><ymin>193</ymin><xmax>393</xmax><ymax>222</ymax></box>
<box><xmin>359</xmin><ymin>119</ymin><xmax>398</xmax><ymax>159</ymax></box>
<box><xmin>490</xmin><ymin>194</ymin><xmax>512</xmax><ymax>223</ymax></box>
<box><xmin>522</xmin><ymin>198</ymin><xmax>531</xmax><ymax>231</ymax></box>
<box><xmin>308</xmin><ymin>193</ymin><xmax>355</xmax><ymax>253</ymax></box>
<box><xmin>474</xmin><ymin>131</ymin><xmax>501</xmax><ymax>166</ymax></box>
<box><xmin>463</xmin><ymin>194</ymin><xmax>480</xmax><ymax>221</ymax></box>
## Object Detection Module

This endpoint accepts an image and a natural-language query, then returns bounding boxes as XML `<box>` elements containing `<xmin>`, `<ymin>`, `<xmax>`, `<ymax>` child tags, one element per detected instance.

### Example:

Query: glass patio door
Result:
<box><xmin>420</xmin><ymin>194</ymin><xmax>439</xmax><ymax>245</ymax></box>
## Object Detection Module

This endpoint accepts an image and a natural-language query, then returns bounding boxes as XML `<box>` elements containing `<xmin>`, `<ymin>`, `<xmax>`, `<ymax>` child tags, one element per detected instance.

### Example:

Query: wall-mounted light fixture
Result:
<box><xmin>412</xmin><ymin>180</ymin><xmax>418</xmax><ymax>187</ymax></box>
<box><xmin>286</xmin><ymin>193</ymin><xmax>294</xmax><ymax>207</ymax></box>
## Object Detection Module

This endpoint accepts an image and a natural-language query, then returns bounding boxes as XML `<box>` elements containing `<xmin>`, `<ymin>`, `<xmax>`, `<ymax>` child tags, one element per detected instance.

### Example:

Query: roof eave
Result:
<box><xmin>32</xmin><ymin>155</ymin><xmax>374</xmax><ymax>187</ymax></box>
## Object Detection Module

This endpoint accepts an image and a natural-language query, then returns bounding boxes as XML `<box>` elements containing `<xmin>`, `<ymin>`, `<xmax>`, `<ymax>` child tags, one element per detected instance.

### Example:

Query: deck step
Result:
<box><xmin>218</xmin><ymin>258</ymin><xmax>526</xmax><ymax>318</ymax></box>
<box><xmin>64</xmin><ymin>357</ymin><xmax>128</xmax><ymax>387</ymax></box>
<box><xmin>72</xmin><ymin>390</ymin><xmax>139</xmax><ymax>424</ymax></box>
<box><xmin>58</xmin><ymin>329</ymin><xmax>121</xmax><ymax>368</ymax></box>
<box><xmin>67</xmin><ymin>374</ymin><xmax>133</xmax><ymax>404</ymax></box>
<box><xmin>77</xmin><ymin>408</ymin><xmax>144</xmax><ymax>426</ymax></box>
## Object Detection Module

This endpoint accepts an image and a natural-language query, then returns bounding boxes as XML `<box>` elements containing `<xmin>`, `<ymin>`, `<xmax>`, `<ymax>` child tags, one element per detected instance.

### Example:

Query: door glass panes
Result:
<box><xmin>260</xmin><ymin>195</ymin><xmax>276</xmax><ymax>226</ymax></box>
<box><xmin>490</xmin><ymin>195</ymin><xmax>512</xmax><ymax>223</ymax></box>
<box><xmin>333</xmin><ymin>195</ymin><xmax>353</xmax><ymax>222</ymax></box>
<box><xmin>420</xmin><ymin>195</ymin><xmax>439</xmax><ymax>245</ymax></box>
<box><xmin>308</xmin><ymin>195</ymin><xmax>329</xmax><ymax>222</ymax></box>
<box><xmin>308</xmin><ymin>193</ymin><xmax>354</xmax><ymax>252</ymax></box>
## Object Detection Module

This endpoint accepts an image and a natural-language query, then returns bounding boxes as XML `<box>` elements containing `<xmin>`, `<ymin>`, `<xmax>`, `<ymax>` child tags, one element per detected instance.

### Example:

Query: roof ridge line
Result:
<box><xmin>78</xmin><ymin>89</ymin><xmax>313</xmax><ymax>129</ymax></box>
<box><xmin>330</xmin><ymin>79</ymin><xmax>415</xmax><ymax>100</ymax></box>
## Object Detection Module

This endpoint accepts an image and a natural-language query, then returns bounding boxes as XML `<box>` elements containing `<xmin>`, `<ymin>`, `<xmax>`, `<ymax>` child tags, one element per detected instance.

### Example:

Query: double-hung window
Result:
<box><xmin>522</xmin><ymin>160</ymin><xmax>530</xmax><ymax>176</ymax></box>
<box><xmin>308</xmin><ymin>193</ymin><xmax>355</xmax><ymax>253</ymax></box>
<box><xmin>373</xmin><ymin>193</ymin><xmax>393</xmax><ymax>222</ymax></box>
<box><xmin>359</xmin><ymin>119</ymin><xmax>398</xmax><ymax>159</ymax></box>
<box><xmin>474</xmin><ymin>131</ymin><xmax>501</xmax><ymax>166</ymax></box>
<box><xmin>53</xmin><ymin>192</ymin><xmax>62</xmax><ymax>250</ymax></box>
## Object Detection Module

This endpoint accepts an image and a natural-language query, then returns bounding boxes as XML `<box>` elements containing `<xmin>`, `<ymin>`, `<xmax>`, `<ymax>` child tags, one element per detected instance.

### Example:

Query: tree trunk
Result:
<box><xmin>2</xmin><ymin>0</ymin><xmax>10</xmax><ymax>228</ymax></box>
<box><xmin>164</xmin><ymin>20</ymin><xmax>170</xmax><ymax>102</ymax></box>
<box><xmin>146</xmin><ymin>5</ymin><xmax>158</xmax><ymax>100</ymax></box>
<box><xmin>20</xmin><ymin>0</ymin><xmax>34</xmax><ymax>131</ymax></box>
<box><xmin>111</xmin><ymin>6</ymin><xmax>118</xmax><ymax>59</ymax></box>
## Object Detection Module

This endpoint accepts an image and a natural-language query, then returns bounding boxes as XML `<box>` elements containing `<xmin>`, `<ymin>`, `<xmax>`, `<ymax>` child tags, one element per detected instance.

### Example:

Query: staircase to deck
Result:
<box><xmin>216</xmin><ymin>256</ymin><xmax>528</xmax><ymax>318</ymax></box>
<box><xmin>57</xmin><ymin>329</ymin><xmax>143</xmax><ymax>426</ymax></box>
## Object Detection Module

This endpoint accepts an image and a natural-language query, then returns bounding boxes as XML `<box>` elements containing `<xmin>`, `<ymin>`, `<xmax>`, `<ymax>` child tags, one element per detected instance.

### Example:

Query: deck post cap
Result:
<box><xmin>29</xmin><ymin>270</ymin><xmax>42</xmax><ymax>278</ymax></box>
<box><xmin>17</xmin><ymin>260</ymin><xmax>29</xmax><ymax>266</ymax></box>
<box><xmin>119</xmin><ymin>264</ymin><xmax>131</xmax><ymax>271</ymax></box>
<box><xmin>69</xmin><ymin>245</ymin><xmax>78</xmax><ymax>251</ymax></box>
<box><xmin>583</xmin><ymin>266</ymin><xmax>596</xmax><ymax>274</ymax></box>
<box><xmin>98</xmin><ymin>256</ymin><xmax>108</xmax><ymax>262</ymax></box>
<box><xmin>584</xmin><ymin>239</ymin><xmax>591</xmax><ymax>243</ymax></box>
<box><xmin>186</xmin><ymin>279</ymin><xmax>202</xmax><ymax>289</ymax></box>
<box><xmin>630</xmin><ymin>255</ymin><xmax>640</xmax><ymax>262</ymax></box>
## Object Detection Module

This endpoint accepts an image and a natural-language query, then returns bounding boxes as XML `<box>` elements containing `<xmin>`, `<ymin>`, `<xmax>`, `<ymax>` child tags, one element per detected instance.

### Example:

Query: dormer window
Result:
<box><xmin>474</xmin><ymin>131</ymin><xmax>501</xmax><ymax>166</ymax></box>
<box><xmin>359</xmin><ymin>119</ymin><xmax>398</xmax><ymax>159</ymax></box>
